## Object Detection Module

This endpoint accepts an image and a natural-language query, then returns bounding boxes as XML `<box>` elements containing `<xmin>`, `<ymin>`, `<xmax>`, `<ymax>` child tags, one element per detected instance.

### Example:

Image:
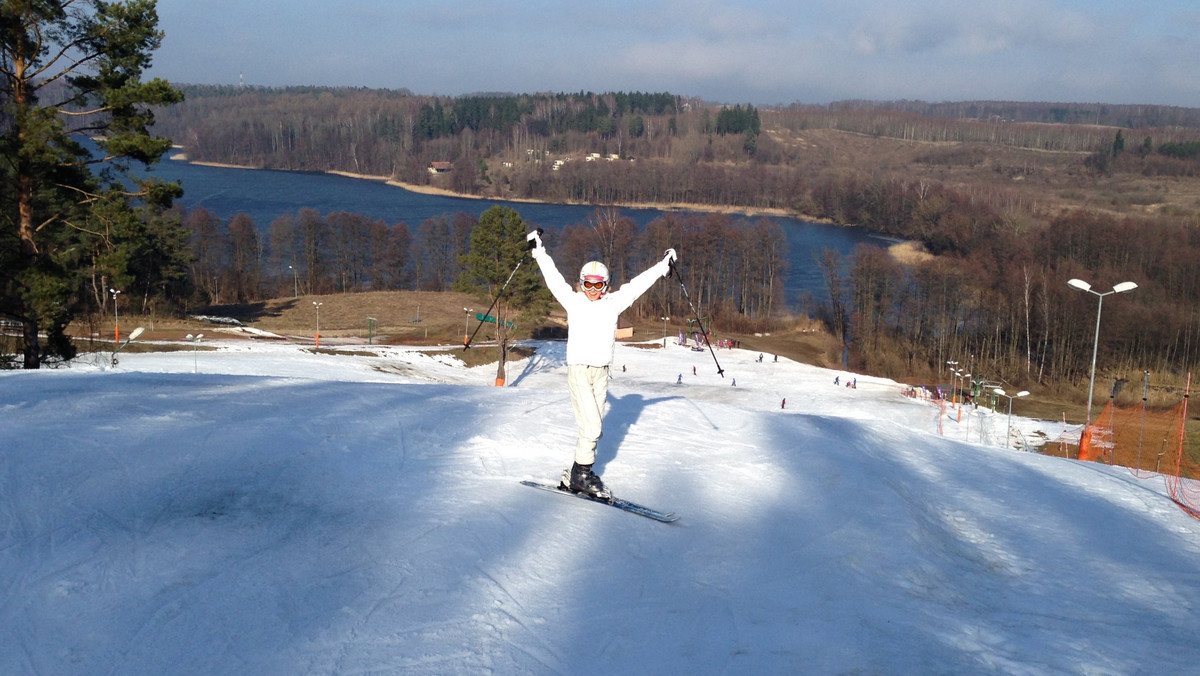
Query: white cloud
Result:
<box><xmin>847</xmin><ymin>0</ymin><xmax>1097</xmax><ymax>58</ymax></box>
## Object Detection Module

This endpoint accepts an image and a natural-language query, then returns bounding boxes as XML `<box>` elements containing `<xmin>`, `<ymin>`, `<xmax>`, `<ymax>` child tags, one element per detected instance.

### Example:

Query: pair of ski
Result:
<box><xmin>520</xmin><ymin>479</ymin><xmax>679</xmax><ymax>523</ymax></box>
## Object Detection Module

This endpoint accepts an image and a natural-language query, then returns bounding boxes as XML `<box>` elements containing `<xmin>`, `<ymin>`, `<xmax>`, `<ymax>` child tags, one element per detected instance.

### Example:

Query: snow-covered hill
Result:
<box><xmin>3</xmin><ymin>339</ymin><xmax>1199</xmax><ymax>675</ymax></box>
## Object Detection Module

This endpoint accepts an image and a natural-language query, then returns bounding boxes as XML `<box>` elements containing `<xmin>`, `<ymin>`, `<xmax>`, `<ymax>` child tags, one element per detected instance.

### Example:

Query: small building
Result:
<box><xmin>616</xmin><ymin>316</ymin><xmax>634</xmax><ymax>340</ymax></box>
<box><xmin>427</xmin><ymin>161</ymin><xmax>452</xmax><ymax>174</ymax></box>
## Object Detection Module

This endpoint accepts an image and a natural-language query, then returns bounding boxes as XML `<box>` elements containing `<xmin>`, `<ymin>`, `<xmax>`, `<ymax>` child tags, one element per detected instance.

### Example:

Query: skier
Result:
<box><xmin>526</xmin><ymin>230</ymin><xmax>676</xmax><ymax>498</ymax></box>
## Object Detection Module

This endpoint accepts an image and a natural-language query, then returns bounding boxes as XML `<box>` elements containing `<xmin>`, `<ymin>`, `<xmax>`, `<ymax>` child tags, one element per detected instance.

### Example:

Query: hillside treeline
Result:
<box><xmin>153</xmin><ymin>86</ymin><xmax>1200</xmax><ymax>191</ymax></box>
<box><xmin>824</xmin><ymin>99</ymin><xmax>1200</xmax><ymax>129</ymax></box>
<box><xmin>179</xmin><ymin>204</ymin><xmax>787</xmax><ymax>332</ymax></box>
<box><xmin>811</xmin><ymin>178</ymin><xmax>1200</xmax><ymax>392</ymax></box>
<box><xmin>150</xmin><ymin>86</ymin><xmax>1200</xmax><ymax>222</ymax></box>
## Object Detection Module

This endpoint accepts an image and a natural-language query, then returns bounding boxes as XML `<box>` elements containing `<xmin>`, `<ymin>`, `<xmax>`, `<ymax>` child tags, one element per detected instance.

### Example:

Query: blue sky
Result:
<box><xmin>148</xmin><ymin>0</ymin><xmax>1200</xmax><ymax>106</ymax></box>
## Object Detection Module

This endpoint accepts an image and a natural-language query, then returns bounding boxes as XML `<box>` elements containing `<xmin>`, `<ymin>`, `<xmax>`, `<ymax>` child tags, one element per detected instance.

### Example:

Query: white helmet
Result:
<box><xmin>579</xmin><ymin>261</ymin><xmax>609</xmax><ymax>286</ymax></box>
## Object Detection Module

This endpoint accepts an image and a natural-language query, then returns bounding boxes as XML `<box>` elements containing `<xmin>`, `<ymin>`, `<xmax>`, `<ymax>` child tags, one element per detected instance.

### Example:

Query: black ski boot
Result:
<box><xmin>562</xmin><ymin>462</ymin><xmax>611</xmax><ymax>499</ymax></box>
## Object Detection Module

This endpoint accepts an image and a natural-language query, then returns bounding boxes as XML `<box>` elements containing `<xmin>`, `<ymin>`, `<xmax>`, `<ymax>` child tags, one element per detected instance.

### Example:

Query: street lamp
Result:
<box><xmin>993</xmin><ymin>388</ymin><xmax>1030</xmax><ymax>449</ymax></box>
<box><xmin>110</xmin><ymin>288</ymin><xmax>121</xmax><ymax>343</ymax></box>
<box><xmin>313</xmin><ymin>301</ymin><xmax>323</xmax><ymax>348</ymax></box>
<box><xmin>661</xmin><ymin>316</ymin><xmax>670</xmax><ymax>347</ymax></box>
<box><xmin>288</xmin><ymin>264</ymin><xmax>299</xmax><ymax>298</ymax></box>
<box><xmin>464</xmin><ymin>307</ymin><xmax>473</xmax><ymax>346</ymax></box>
<box><xmin>953</xmin><ymin>370</ymin><xmax>970</xmax><ymax>407</ymax></box>
<box><xmin>185</xmin><ymin>333</ymin><xmax>204</xmax><ymax>373</ymax></box>
<box><xmin>1068</xmin><ymin>278</ymin><xmax>1138</xmax><ymax>423</ymax></box>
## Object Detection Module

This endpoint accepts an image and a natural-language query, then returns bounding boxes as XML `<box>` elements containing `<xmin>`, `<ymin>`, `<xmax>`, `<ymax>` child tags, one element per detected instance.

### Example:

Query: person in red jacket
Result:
<box><xmin>527</xmin><ymin>229</ymin><xmax>676</xmax><ymax>498</ymax></box>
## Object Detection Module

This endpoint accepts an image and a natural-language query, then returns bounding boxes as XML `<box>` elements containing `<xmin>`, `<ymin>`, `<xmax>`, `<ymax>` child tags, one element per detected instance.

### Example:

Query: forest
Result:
<box><xmin>178</xmin><ymin>202</ymin><xmax>788</xmax><ymax>334</ymax></box>
<box><xmin>146</xmin><ymin>86</ymin><xmax>1200</xmax><ymax>396</ymax></box>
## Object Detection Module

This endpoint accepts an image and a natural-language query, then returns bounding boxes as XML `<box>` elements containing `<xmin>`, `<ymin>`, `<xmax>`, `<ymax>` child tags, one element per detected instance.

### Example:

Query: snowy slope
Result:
<box><xmin>2</xmin><ymin>339</ymin><xmax>1199</xmax><ymax>675</ymax></box>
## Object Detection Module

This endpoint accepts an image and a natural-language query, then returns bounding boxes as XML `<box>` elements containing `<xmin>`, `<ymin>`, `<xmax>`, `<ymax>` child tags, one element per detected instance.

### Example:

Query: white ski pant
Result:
<box><xmin>567</xmin><ymin>364</ymin><xmax>609</xmax><ymax>465</ymax></box>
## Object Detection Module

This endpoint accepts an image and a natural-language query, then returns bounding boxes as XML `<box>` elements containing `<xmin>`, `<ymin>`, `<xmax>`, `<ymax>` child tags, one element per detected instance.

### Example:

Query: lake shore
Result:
<box><xmin>327</xmin><ymin>169</ymin><xmax>810</xmax><ymax>220</ymax></box>
<box><xmin>171</xmin><ymin>153</ymin><xmax>929</xmax><ymax>264</ymax></box>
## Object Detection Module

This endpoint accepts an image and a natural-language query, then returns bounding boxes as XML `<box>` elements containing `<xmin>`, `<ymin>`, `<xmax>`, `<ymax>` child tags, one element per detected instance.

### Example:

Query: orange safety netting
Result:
<box><xmin>1073</xmin><ymin>374</ymin><xmax>1198</xmax><ymax>518</ymax></box>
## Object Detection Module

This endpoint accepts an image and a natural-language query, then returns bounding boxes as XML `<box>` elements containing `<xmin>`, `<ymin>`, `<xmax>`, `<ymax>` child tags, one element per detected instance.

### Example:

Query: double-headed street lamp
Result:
<box><xmin>313</xmin><ymin>301</ymin><xmax>323</xmax><ymax>348</ymax></box>
<box><xmin>464</xmin><ymin>308</ymin><xmax>474</xmax><ymax>346</ymax></box>
<box><xmin>953</xmin><ymin>369</ymin><xmax>970</xmax><ymax>407</ymax></box>
<box><xmin>185</xmin><ymin>333</ymin><xmax>204</xmax><ymax>373</ymax></box>
<box><xmin>110</xmin><ymin>288</ymin><xmax>121</xmax><ymax>343</ymax></box>
<box><xmin>1067</xmin><ymin>278</ymin><xmax>1138</xmax><ymax>424</ymax></box>
<box><xmin>661</xmin><ymin>316</ymin><xmax>670</xmax><ymax>347</ymax></box>
<box><xmin>993</xmin><ymin>388</ymin><xmax>1030</xmax><ymax>449</ymax></box>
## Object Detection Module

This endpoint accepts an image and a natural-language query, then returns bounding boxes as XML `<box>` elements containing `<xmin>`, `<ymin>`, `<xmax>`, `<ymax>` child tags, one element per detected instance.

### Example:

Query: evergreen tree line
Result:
<box><xmin>413</xmin><ymin>91</ymin><xmax>681</xmax><ymax>140</ymax></box>
<box><xmin>176</xmin><ymin>205</ymin><xmax>788</xmax><ymax>331</ymax></box>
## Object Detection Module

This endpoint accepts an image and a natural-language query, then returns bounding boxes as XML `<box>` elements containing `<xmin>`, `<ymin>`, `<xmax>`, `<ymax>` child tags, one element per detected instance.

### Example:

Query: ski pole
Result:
<box><xmin>463</xmin><ymin>229</ymin><xmax>542</xmax><ymax>351</ymax></box>
<box><xmin>668</xmin><ymin>259</ymin><xmax>724</xmax><ymax>377</ymax></box>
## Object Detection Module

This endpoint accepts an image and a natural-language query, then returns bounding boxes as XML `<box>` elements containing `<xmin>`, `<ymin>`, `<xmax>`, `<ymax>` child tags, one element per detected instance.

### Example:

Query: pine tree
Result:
<box><xmin>456</xmin><ymin>206</ymin><xmax>549</xmax><ymax>384</ymax></box>
<box><xmin>1</xmin><ymin>0</ymin><xmax>184</xmax><ymax>368</ymax></box>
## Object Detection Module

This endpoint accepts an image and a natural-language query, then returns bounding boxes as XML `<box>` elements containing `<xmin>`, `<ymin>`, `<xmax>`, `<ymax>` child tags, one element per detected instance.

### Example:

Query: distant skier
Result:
<box><xmin>527</xmin><ymin>230</ymin><xmax>676</xmax><ymax>499</ymax></box>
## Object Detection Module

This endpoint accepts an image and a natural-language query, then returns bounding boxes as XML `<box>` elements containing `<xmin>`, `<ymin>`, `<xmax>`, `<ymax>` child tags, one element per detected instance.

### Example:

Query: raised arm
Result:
<box><xmin>528</xmin><ymin>231</ymin><xmax>575</xmax><ymax>306</ymax></box>
<box><xmin>608</xmin><ymin>248</ymin><xmax>676</xmax><ymax>311</ymax></box>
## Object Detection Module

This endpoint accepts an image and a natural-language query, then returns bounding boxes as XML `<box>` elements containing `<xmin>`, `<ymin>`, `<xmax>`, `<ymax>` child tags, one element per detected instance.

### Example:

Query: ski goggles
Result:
<box><xmin>581</xmin><ymin>279</ymin><xmax>608</xmax><ymax>290</ymax></box>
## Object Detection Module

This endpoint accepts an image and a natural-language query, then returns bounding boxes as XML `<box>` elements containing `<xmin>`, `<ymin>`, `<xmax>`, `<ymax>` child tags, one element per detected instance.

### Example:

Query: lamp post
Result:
<box><xmin>993</xmin><ymin>388</ymin><xmax>1030</xmax><ymax>449</ymax></box>
<box><xmin>661</xmin><ymin>316</ymin><xmax>670</xmax><ymax>347</ymax></box>
<box><xmin>1068</xmin><ymin>278</ymin><xmax>1138</xmax><ymax>424</ymax></box>
<box><xmin>464</xmin><ymin>308</ymin><xmax>473</xmax><ymax>346</ymax></box>
<box><xmin>313</xmin><ymin>301</ymin><xmax>323</xmax><ymax>347</ymax></box>
<box><xmin>946</xmin><ymin>361</ymin><xmax>958</xmax><ymax>402</ymax></box>
<box><xmin>953</xmin><ymin>370</ymin><xmax>970</xmax><ymax>407</ymax></box>
<box><xmin>110</xmin><ymin>288</ymin><xmax>121</xmax><ymax>344</ymax></box>
<box><xmin>288</xmin><ymin>264</ymin><xmax>299</xmax><ymax>298</ymax></box>
<box><xmin>185</xmin><ymin>333</ymin><xmax>204</xmax><ymax>373</ymax></box>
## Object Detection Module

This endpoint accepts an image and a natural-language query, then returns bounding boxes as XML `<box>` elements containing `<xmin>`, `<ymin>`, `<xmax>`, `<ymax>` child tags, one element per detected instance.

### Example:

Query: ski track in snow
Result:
<box><xmin>2</xmin><ymin>339</ymin><xmax>1200</xmax><ymax>674</ymax></box>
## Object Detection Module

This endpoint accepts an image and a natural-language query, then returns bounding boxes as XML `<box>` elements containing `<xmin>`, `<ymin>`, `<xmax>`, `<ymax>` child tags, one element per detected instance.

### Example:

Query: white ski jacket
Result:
<box><xmin>532</xmin><ymin>248</ymin><xmax>670</xmax><ymax>367</ymax></box>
